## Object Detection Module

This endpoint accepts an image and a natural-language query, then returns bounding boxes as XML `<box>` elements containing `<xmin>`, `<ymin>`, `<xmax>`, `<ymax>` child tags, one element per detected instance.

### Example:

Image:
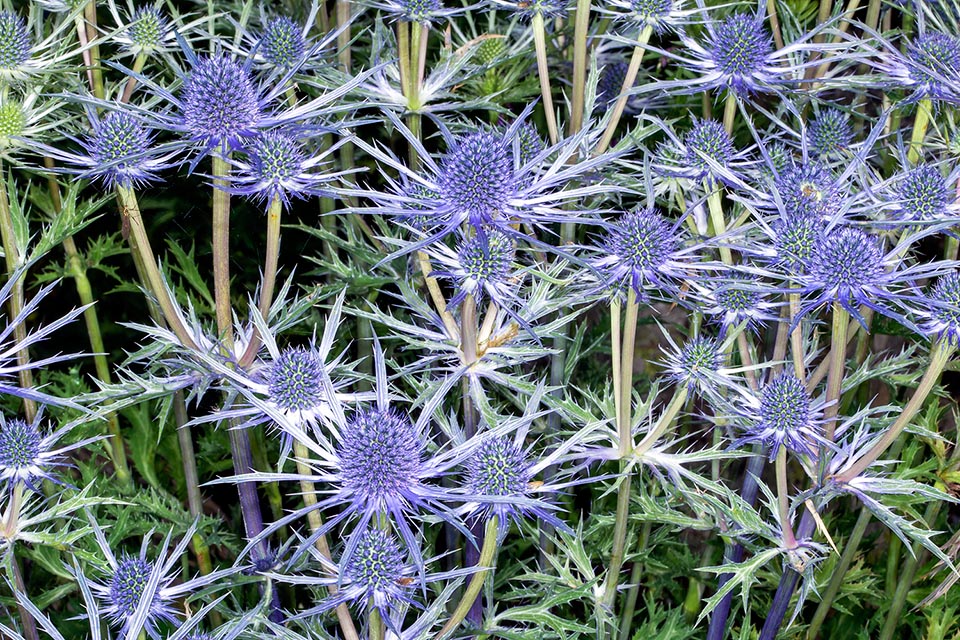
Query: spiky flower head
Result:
<box><xmin>0</xmin><ymin>100</ymin><xmax>25</xmax><ymax>148</ymax></box>
<box><xmin>467</xmin><ymin>437</ymin><xmax>529</xmax><ymax>499</ymax></box>
<box><xmin>343</xmin><ymin>528</ymin><xmax>408</xmax><ymax>607</ymax></box>
<box><xmin>661</xmin><ymin>335</ymin><xmax>733</xmax><ymax>399</ymax></box>
<box><xmin>775</xmin><ymin>161</ymin><xmax>839</xmax><ymax>219</ymax></box>
<box><xmin>699</xmin><ymin>271</ymin><xmax>777</xmax><ymax>334</ymax></box>
<box><xmin>685</xmin><ymin>118</ymin><xmax>735</xmax><ymax>180</ymax></box>
<box><xmin>596</xmin><ymin>208</ymin><xmax>683</xmax><ymax>298</ymax></box>
<box><xmin>893</xmin><ymin>164</ymin><xmax>953</xmax><ymax>221</ymax></box>
<box><xmin>597</xmin><ymin>61</ymin><xmax>629</xmax><ymax>109</ymax></box>
<box><xmin>772</xmin><ymin>212</ymin><xmax>824</xmax><ymax>271</ymax></box>
<box><xmin>0</xmin><ymin>418</ymin><xmax>43</xmax><ymax>484</ymax></box>
<box><xmin>260</xmin><ymin>16</ymin><xmax>306</xmax><ymax>69</ymax></box>
<box><xmin>109</xmin><ymin>557</ymin><xmax>154</xmax><ymax>620</ymax></box>
<box><xmin>89</xmin><ymin>110</ymin><xmax>155</xmax><ymax>187</ymax></box>
<box><xmin>490</xmin><ymin>0</ymin><xmax>567</xmax><ymax>19</ymax></box>
<box><xmin>804</xmin><ymin>227</ymin><xmax>885</xmax><ymax>305</ymax></box>
<box><xmin>457</xmin><ymin>230</ymin><xmax>514</xmax><ymax>292</ymax></box>
<box><xmin>736</xmin><ymin>373</ymin><xmax>826</xmax><ymax>459</ymax></box>
<box><xmin>338</xmin><ymin>407</ymin><xmax>423</xmax><ymax>510</ymax></box>
<box><xmin>438</xmin><ymin>131</ymin><xmax>514</xmax><ymax>226</ymax></box>
<box><xmin>920</xmin><ymin>272</ymin><xmax>960</xmax><ymax>344</ymax></box>
<box><xmin>515</xmin><ymin>122</ymin><xmax>544</xmax><ymax>166</ymax></box>
<box><xmin>476</xmin><ymin>38</ymin><xmax>505</xmax><ymax>65</ymax></box>
<box><xmin>127</xmin><ymin>7</ymin><xmax>165</xmax><ymax>53</ymax></box>
<box><xmin>181</xmin><ymin>54</ymin><xmax>261</xmax><ymax>150</ymax></box>
<box><xmin>0</xmin><ymin>12</ymin><xmax>29</xmax><ymax>76</ymax></box>
<box><xmin>397</xmin><ymin>0</ymin><xmax>443</xmax><ymax>22</ymax></box>
<box><xmin>808</xmin><ymin>108</ymin><xmax>852</xmax><ymax>158</ymax></box>
<box><xmin>266</xmin><ymin>347</ymin><xmax>325</xmax><ymax>414</ymax></box>
<box><xmin>904</xmin><ymin>31</ymin><xmax>960</xmax><ymax>102</ymax></box>
<box><xmin>708</xmin><ymin>12</ymin><xmax>773</xmax><ymax>93</ymax></box>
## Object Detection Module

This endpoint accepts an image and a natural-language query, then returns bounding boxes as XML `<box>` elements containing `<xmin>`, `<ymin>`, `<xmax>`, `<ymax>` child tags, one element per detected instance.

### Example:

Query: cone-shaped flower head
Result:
<box><xmin>921</xmin><ymin>272</ymin><xmax>960</xmax><ymax>344</ymax></box>
<box><xmin>516</xmin><ymin>122</ymin><xmax>544</xmax><ymax>166</ymax></box>
<box><xmin>0</xmin><ymin>12</ymin><xmax>29</xmax><ymax>76</ymax></box>
<box><xmin>775</xmin><ymin>161</ymin><xmax>839</xmax><ymax>219</ymax></box>
<box><xmin>438</xmin><ymin>131</ymin><xmax>514</xmax><ymax>226</ymax></box>
<box><xmin>343</xmin><ymin>528</ymin><xmax>408</xmax><ymax>608</ymax></box>
<box><xmin>181</xmin><ymin>54</ymin><xmax>261</xmax><ymax>149</ymax></box>
<box><xmin>805</xmin><ymin>227</ymin><xmax>885</xmax><ymax>305</ymax></box>
<box><xmin>808</xmin><ymin>108</ymin><xmax>852</xmax><ymax>158</ymax></box>
<box><xmin>0</xmin><ymin>418</ymin><xmax>42</xmax><ymax>483</ymax></box>
<box><xmin>109</xmin><ymin>557</ymin><xmax>154</xmax><ymax>621</ymax></box>
<box><xmin>773</xmin><ymin>212</ymin><xmax>824</xmax><ymax>271</ymax></box>
<box><xmin>128</xmin><ymin>7</ymin><xmax>165</xmax><ymax>54</ymax></box>
<box><xmin>457</xmin><ymin>229</ymin><xmax>515</xmax><ymax>295</ymax></box>
<box><xmin>736</xmin><ymin>373</ymin><xmax>827</xmax><ymax>459</ymax></box>
<box><xmin>597</xmin><ymin>61</ymin><xmax>629</xmax><ymax>109</ymax></box>
<box><xmin>467</xmin><ymin>437</ymin><xmax>528</xmax><ymax>501</ymax></box>
<box><xmin>0</xmin><ymin>100</ymin><xmax>25</xmax><ymax>146</ymax></box>
<box><xmin>338</xmin><ymin>407</ymin><xmax>423</xmax><ymax>510</ymax></box>
<box><xmin>267</xmin><ymin>347</ymin><xmax>325</xmax><ymax>414</ymax></box>
<box><xmin>89</xmin><ymin>111</ymin><xmax>154</xmax><ymax>187</ymax></box>
<box><xmin>597</xmin><ymin>208</ymin><xmax>683</xmax><ymax>297</ymax></box>
<box><xmin>398</xmin><ymin>0</ymin><xmax>443</xmax><ymax>22</ymax></box>
<box><xmin>709</xmin><ymin>12</ymin><xmax>773</xmax><ymax>93</ymax></box>
<box><xmin>684</xmin><ymin>118</ymin><xmax>735</xmax><ymax>181</ymax></box>
<box><xmin>904</xmin><ymin>32</ymin><xmax>960</xmax><ymax>101</ymax></box>
<box><xmin>260</xmin><ymin>16</ymin><xmax>306</xmax><ymax>69</ymax></box>
<box><xmin>894</xmin><ymin>165</ymin><xmax>953</xmax><ymax>221</ymax></box>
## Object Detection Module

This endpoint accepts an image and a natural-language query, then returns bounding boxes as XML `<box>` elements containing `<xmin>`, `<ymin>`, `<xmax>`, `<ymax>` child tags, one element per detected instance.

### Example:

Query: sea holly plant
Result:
<box><xmin>0</xmin><ymin>1</ymin><xmax>959</xmax><ymax>640</ymax></box>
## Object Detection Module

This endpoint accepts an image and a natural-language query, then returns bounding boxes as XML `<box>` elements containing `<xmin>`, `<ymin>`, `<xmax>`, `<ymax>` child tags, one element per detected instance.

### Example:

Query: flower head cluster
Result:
<box><xmin>889</xmin><ymin>164</ymin><xmax>958</xmax><ymax>222</ymax></box>
<box><xmin>603</xmin><ymin>0</ymin><xmax>691</xmax><ymax>31</ymax></box>
<box><xmin>181</xmin><ymin>54</ymin><xmax>262</xmax><ymax>152</ymax></box>
<box><xmin>259</xmin><ymin>17</ymin><xmax>306</xmax><ymax>69</ymax></box>
<box><xmin>0</xmin><ymin>413</ymin><xmax>92</xmax><ymax>491</ymax></box>
<box><xmin>0</xmin><ymin>11</ymin><xmax>30</xmax><ymax>80</ymax></box>
<box><xmin>774</xmin><ymin>161</ymin><xmax>840</xmax><ymax>220</ymax></box>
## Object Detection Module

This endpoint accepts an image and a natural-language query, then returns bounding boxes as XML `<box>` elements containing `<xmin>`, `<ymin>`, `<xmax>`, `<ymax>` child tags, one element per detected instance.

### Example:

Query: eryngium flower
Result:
<box><xmin>462</xmin><ymin>435</ymin><xmax>570</xmax><ymax>535</ymax></box>
<box><xmin>592</xmin><ymin>208</ymin><xmax>704</xmax><ymax>301</ymax></box>
<box><xmin>795</xmin><ymin>226</ymin><xmax>948</xmax><ymax>328</ymax></box>
<box><xmin>181</xmin><ymin>54</ymin><xmax>261</xmax><ymax>152</ymax></box>
<box><xmin>0</xmin><ymin>12</ymin><xmax>30</xmax><ymax>79</ymax></box>
<box><xmin>695</xmin><ymin>270</ymin><xmax>778</xmax><ymax>334</ymax></box>
<box><xmin>597</xmin><ymin>61</ymin><xmax>629</xmax><ymax>110</ymax></box>
<box><xmin>774</xmin><ymin>161</ymin><xmax>840</xmax><ymax>219</ymax></box>
<box><xmin>367</xmin><ymin>0</ymin><xmax>464</xmax><ymax>23</ymax></box>
<box><xmin>890</xmin><ymin>164</ymin><xmax>959</xmax><ymax>222</ymax></box>
<box><xmin>127</xmin><ymin>7</ymin><xmax>166</xmax><ymax>54</ymax></box>
<box><xmin>228</xmin><ymin>131</ymin><xmax>338</xmax><ymax>206</ymax></box>
<box><xmin>683</xmin><ymin>118</ymin><xmax>736</xmax><ymax>182</ymax></box>
<box><xmin>260</xmin><ymin>17</ymin><xmax>306</xmax><ymax>69</ymax></box>
<box><xmin>438</xmin><ymin>131</ymin><xmax>514</xmax><ymax>226</ymax></box>
<box><xmin>451</xmin><ymin>229</ymin><xmax>515</xmax><ymax>302</ymax></box>
<box><xmin>919</xmin><ymin>272</ymin><xmax>960</xmax><ymax>344</ymax></box>
<box><xmin>267</xmin><ymin>347</ymin><xmax>325</xmax><ymax>415</ymax></box>
<box><xmin>733</xmin><ymin>373</ymin><xmax>828</xmax><ymax>459</ymax></box>
<box><xmin>0</xmin><ymin>412</ymin><xmax>94</xmax><ymax>490</ymax></box>
<box><xmin>705</xmin><ymin>13</ymin><xmax>773</xmax><ymax>93</ymax></box>
<box><xmin>660</xmin><ymin>333</ymin><xmax>740</xmax><ymax>401</ymax></box>
<box><xmin>653</xmin><ymin>116</ymin><xmax>752</xmax><ymax>187</ymax></box>
<box><xmin>602</xmin><ymin>0</ymin><xmax>692</xmax><ymax>31</ymax></box>
<box><xmin>807</xmin><ymin>108</ymin><xmax>852</xmax><ymax>158</ymax></box>
<box><xmin>771</xmin><ymin>212</ymin><xmax>824</xmax><ymax>271</ymax></box>
<box><xmin>88</xmin><ymin>522</ymin><xmax>233</xmax><ymax>639</ymax></box>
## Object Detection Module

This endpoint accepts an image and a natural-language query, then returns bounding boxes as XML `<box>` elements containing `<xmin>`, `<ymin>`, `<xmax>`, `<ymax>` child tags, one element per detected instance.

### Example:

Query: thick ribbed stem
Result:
<box><xmin>212</xmin><ymin>155</ymin><xmax>234</xmax><ymax>348</ymax></box>
<box><xmin>907</xmin><ymin>99</ymin><xmax>931</xmax><ymax>165</ymax></box>
<box><xmin>722</xmin><ymin>92</ymin><xmax>737</xmax><ymax>135</ymax></box>
<box><xmin>776</xmin><ymin>447</ymin><xmax>796</xmax><ymax>548</ymax></box>
<box><xmin>435</xmin><ymin>516</ymin><xmax>500</xmax><ymax>639</ymax></box>
<box><xmin>532</xmin><ymin>13</ymin><xmax>559</xmax><ymax>145</ymax></box>
<box><xmin>595</xmin><ymin>26</ymin><xmax>652</xmax><ymax>155</ymax></box>
<box><xmin>569</xmin><ymin>0</ymin><xmax>592</xmax><ymax>136</ymax></box>
<box><xmin>823</xmin><ymin>303</ymin><xmax>849</xmax><ymax>440</ymax></box>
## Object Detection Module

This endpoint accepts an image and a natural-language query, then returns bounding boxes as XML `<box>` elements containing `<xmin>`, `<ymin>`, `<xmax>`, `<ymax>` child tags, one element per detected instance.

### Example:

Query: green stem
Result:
<box><xmin>722</xmin><ymin>92</ymin><xmax>737</xmax><ymax>136</ymax></box>
<box><xmin>618</xmin><ymin>290</ymin><xmax>638</xmax><ymax>455</ymax></box>
<box><xmin>211</xmin><ymin>155</ymin><xmax>233</xmax><ymax>348</ymax></box>
<box><xmin>807</xmin><ymin>507</ymin><xmax>872</xmax><ymax>639</ymax></box>
<box><xmin>837</xmin><ymin>340</ymin><xmax>954</xmax><ymax>482</ymax></box>
<box><xmin>0</xmin><ymin>160</ymin><xmax>35</xmax><ymax>421</ymax></box>
<box><xmin>595</xmin><ymin>26</ymin><xmax>653</xmax><ymax>155</ymax></box>
<box><xmin>907</xmin><ymin>99</ymin><xmax>932</xmax><ymax>165</ymax></box>
<box><xmin>569</xmin><ymin>0</ymin><xmax>592</xmax><ymax>137</ymax></box>
<box><xmin>532</xmin><ymin>12</ymin><xmax>559</xmax><ymax>145</ymax></box>
<box><xmin>116</xmin><ymin>186</ymin><xmax>198</xmax><ymax>350</ymax></box>
<box><xmin>121</xmin><ymin>53</ymin><xmax>147</xmax><ymax>103</ymax></box>
<box><xmin>776</xmin><ymin>446</ymin><xmax>796</xmax><ymax>548</ymax></box>
<box><xmin>767</xmin><ymin>0</ymin><xmax>785</xmax><ymax>50</ymax></box>
<box><xmin>823</xmin><ymin>303</ymin><xmax>849</xmax><ymax>440</ymax></box>
<box><xmin>239</xmin><ymin>196</ymin><xmax>282</xmax><ymax>367</ymax></box>
<box><xmin>634</xmin><ymin>386</ymin><xmax>689</xmax><ymax>458</ymax></box>
<box><xmin>601</xmin><ymin>471</ymin><xmax>632</xmax><ymax>627</ymax></box>
<box><xmin>435</xmin><ymin>517</ymin><xmax>500</xmax><ymax>640</ymax></box>
<box><xmin>705</xmin><ymin>184</ymin><xmax>734</xmax><ymax>265</ymax></box>
<box><xmin>83</xmin><ymin>0</ymin><xmax>104</xmax><ymax>100</ymax></box>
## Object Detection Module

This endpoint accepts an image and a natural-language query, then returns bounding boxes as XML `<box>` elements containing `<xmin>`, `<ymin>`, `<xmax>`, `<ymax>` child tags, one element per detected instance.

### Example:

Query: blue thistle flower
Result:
<box><xmin>706</xmin><ymin>12</ymin><xmax>773</xmax><ymax>93</ymax></box>
<box><xmin>366</xmin><ymin>0</ymin><xmax>465</xmax><ymax>23</ymax></box>
<box><xmin>807</xmin><ymin>108</ymin><xmax>852</xmax><ymax>158</ymax></box>
<box><xmin>597</xmin><ymin>61</ymin><xmax>629</xmax><ymax>110</ymax></box>
<box><xmin>227</xmin><ymin>131</ymin><xmax>339</xmax><ymax>206</ymax></box>
<box><xmin>602</xmin><ymin>0</ymin><xmax>694</xmax><ymax>31</ymax></box>
<box><xmin>794</xmin><ymin>226</ymin><xmax>949</xmax><ymax>328</ymax></box>
<box><xmin>684</xmin><ymin>118</ymin><xmax>736</xmax><ymax>180</ymax></box>
<box><xmin>0</xmin><ymin>12</ymin><xmax>30</xmax><ymax>79</ymax></box>
<box><xmin>694</xmin><ymin>270</ymin><xmax>779</xmax><ymax>335</ymax></box>
<box><xmin>428</xmin><ymin>229</ymin><xmax>520</xmax><ymax>315</ymax></box>
<box><xmin>355</xmin><ymin>108</ymin><xmax>619</xmax><ymax>257</ymax></box>
<box><xmin>918</xmin><ymin>272</ymin><xmax>960</xmax><ymax>345</ymax></box>
<box><xmin>515</xmin><ymin>121</ymin><xmax>545</xmax><ymax>166</ymax></box>
<box><xmin>772</xmin><ymin>212</ymin><xmax>825</xmax><ymax>272</ymax></box>
<box><xmin>903</xmin><ymin>32</ymin><xmax>960</xmax><ymax>103</ymax></box>
<box><xmin>653</xmin><ymin>116</ymin><xmax>752</xmax><ymax>187</ymax></box>
<box><xmin>28</xmin><ymin>107</ymin><xmax>175</xmax><ymax>189</ymax></box>
<box><xmin>181</xmin><ymin>54</ymin><xmax>261</xmax><ymax>152</ymax></box>
<box><xmin>732</xmin><ymin>373</ymin><xmax>829</xmax><ymax>460</ymax></box>
<box><xmin>0</xmin><ymin>412</ymin><xmax>95</xmax><ymax>491</ymax></box>
<box><xmin>260</xmin><ymin>17</ymin><xmax>306</xmax><ymax>69</ymax></box>
<box><xmin>889</xmin><ymin>164</ymin><xmax>959</xmax><ymax>222</ymax></box>
<box><xmin>659</xmin><ymin>333</ymin><xmax>742</xmax><ymax>402</ymax></box>
<box><xmin>592</xmin><ymin>208</ymin><xmax>707</xmax><ymax>301</ymax></box>
<box><xmin>774</xmin><ymin>160</ymin><xmax>840</xmax><ymax>219</ymax></box>
<box><xmin>87</xmin><ymin>522</ymin><xmax>236</xmax><ymax>640</ymax></box>
<box><xmin>489</xmin><ymin>0</ymin><xmax>568</xmax><ymax>19</ymax></box>
<box><xmin>267</xmin><ymin>348</ymin><xmax>326</xmax><ymax>415</ymax></box>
